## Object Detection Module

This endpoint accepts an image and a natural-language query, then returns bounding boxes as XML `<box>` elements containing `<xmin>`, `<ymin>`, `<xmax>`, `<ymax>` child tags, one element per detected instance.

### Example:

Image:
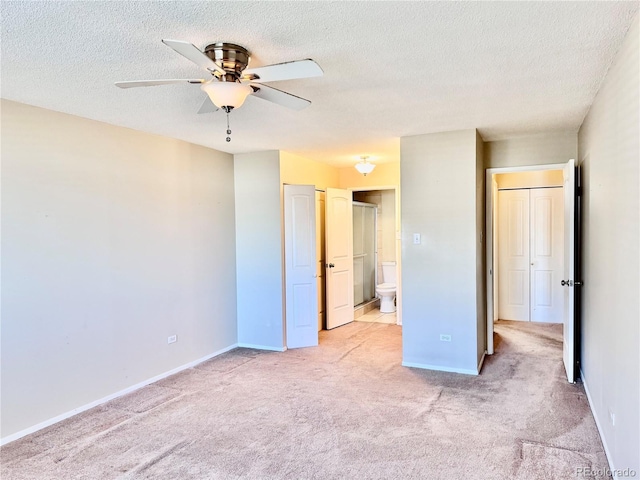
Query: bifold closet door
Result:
<box><xmin>498</xmin><ymin>188</ymin><xmax>564</xmax><ymax>323</ymax></box>
<box><xmin>498</xmin><ymin>189</ymin><xmax>530</xmax><ymax>321</ymax></box>
<box><xmin>530</xmin><ymin>188</ymin><xmax>564</xmax><ymax>323</ymax></box>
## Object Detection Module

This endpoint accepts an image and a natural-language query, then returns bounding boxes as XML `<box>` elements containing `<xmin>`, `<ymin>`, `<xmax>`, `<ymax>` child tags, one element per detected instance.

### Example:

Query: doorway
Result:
<box><xmin>486</xmin><ymin>161</ymin><xmax>578</xmax><ymax>382</ymax></box>
<box><xmin>351</xmin><ymin>187</ymin><xmax>401</xmax><ymax>326</ymax></box>
<box><xmin>285</xmin><ymin>184</ymin><xmax>402</xmax><ymax>349</ymax></box>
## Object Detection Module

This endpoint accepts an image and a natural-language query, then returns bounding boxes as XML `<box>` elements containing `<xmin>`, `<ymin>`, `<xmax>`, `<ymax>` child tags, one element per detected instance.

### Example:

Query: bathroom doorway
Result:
<box><xmin>351</xmin><ymin>187</ymin><xmax>401</xmax><ymax>325</ymax></box>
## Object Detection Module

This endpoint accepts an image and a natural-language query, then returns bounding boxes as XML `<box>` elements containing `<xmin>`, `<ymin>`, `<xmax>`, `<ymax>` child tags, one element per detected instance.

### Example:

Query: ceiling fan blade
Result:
<box><xmin>250</xmin><ymin>83</ymin><xmax>311</xmax><ymax>110</ymax></box>
<box><xmin>197</xmin><ymin>96</ymin><xmax>219</xmax><ymax>114</ymax></box>
<box><xmin>161</xmin><ymin>39</ymin><xmax>226</xmax><ymax>75</ymax></box>
<box><xmin>243</xmin><ymin>59</ymin><xmax>323</xmax><ymax>83</ymax></box>
<box><xmin>115</xmin><ymin>79</ymin><xmax>205</xmax><ymax>89</ymax></box>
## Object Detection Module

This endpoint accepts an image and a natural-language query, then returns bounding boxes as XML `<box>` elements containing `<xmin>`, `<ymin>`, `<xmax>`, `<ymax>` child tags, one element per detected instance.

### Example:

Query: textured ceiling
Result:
<box><xmin>1</xmin><ymin>1</ymin><xmax>638</xmax><ymax>166</ymax></box>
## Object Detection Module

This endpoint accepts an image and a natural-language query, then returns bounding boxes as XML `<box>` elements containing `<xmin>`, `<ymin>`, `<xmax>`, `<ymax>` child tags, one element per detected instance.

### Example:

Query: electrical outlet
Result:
<box><xmin>440</xmin><ymin>334</ymin><xmax>452</xmax><ymax>342</ymax></box>
<box><xmin>167</xmin><ymin>335</ymin><xmax>177</xmax><ymax>344</ymax></box>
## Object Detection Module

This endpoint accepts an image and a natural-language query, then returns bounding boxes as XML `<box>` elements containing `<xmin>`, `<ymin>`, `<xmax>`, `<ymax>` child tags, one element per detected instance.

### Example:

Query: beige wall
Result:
<box><xmin>495</xmin><ymin>170</ymin><xmax>564</xmax><ymax>189</ymax></box>
<box><xmin>338</xmin><ymin>162</ymin><xmax>400</xmax><ymax>189</ymax></box>
<box><xmin>578</xmin><ymin>15</ymin><xmax>639</xmax><ymax>474</ymax></box>
<box><xmin>485</xmin><ymin>131</ymin><xmax>577</xmax><ymax>168</ymax></box>
<box><xmin>234</xmin><ymin>151</ymin><xmax>284</xmax><ymax>350</ymax></box>
<box><xmin>401</xmin><ymin>129</ymin><xmax>484</xmax><ymax>373</ymax></box>
<box><xmin>1</xmin><ymin>100</ymin><xmax>238</xmax><ymax>440</ymax></box>
<box><xmin>280</xmin><ymin>151</ymin><xmax>339</xmax><ymax>190</ymax></box>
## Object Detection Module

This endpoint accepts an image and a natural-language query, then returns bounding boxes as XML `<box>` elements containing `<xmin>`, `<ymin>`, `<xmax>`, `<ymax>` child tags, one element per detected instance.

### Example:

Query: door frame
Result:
<box><xmin>485</xmin><ymin>163</ymin><xmax>566</xmax><ymax>354</ymax></box>
<box><xmin>349</xmin><ymin>185</ymin><xmax>402</xmax><ymax>325</ymax></box>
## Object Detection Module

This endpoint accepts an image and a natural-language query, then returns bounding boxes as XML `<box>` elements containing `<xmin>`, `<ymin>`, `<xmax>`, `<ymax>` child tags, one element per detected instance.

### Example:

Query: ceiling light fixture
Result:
<box><xmin>201</xmin><ymin>81</ymin><xmax>253</xmax><ymax>142</ymax></box>
<box><xmin>200</xmin><ymin>81</ymin><xmax>252</xmax><ymax>110</ymax></box>
<box><xmin>354</xmin><ymin>156</ymin><xmax>375</xmax><ymax>176</ymax></box>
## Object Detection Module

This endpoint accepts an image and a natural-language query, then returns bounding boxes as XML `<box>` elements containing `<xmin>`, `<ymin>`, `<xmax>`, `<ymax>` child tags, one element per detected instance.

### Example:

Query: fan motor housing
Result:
<box><xmin>204</xmin><ymin>42</ymin><xmax>250</xmax><ymax>79</ymax></box>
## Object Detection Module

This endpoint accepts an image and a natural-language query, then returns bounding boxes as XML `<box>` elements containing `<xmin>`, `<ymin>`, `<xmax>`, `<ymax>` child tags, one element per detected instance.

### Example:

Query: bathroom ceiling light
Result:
<box><xmin>355</xmin><ymin>156</ymin><xmax>375</xmax><ymax>176</ymax></box>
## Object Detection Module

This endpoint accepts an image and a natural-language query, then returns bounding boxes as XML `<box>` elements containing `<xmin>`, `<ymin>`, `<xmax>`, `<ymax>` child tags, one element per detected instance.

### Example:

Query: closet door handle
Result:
<box><xmin>327</xmin><ymin>263</ymin><xmax>335</xmax><ymax>268</ymax></box>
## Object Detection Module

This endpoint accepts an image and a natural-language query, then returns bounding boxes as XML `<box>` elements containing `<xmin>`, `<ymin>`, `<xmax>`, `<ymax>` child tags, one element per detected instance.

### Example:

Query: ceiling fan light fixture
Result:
<box><xmin>201</xmin><ymin>81</ymin><xmax>252</xmax><ymax>109</ymax></box>
<box><xmin>355</xmin><ymin>156</ymin><xmax>375</xmax><ymax>176</ymax></box>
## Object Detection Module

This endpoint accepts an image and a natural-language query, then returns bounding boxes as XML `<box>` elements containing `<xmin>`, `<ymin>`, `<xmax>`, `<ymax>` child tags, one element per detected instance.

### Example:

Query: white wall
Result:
<box><xmin>1</xmin><ymin>100</ymin><xmax>238</xmax><ymax>439</ymax></box>
<box><xmin>401</xmin><ymin>129</ymin><xmax>484</xmax><ymax>374</ymax></box>
<box><xmin>485</xmin><ymin>131</ymin><xmax>577</xmax><ymax>168</ymax></box>
<box><xmin>234</xmin><ymin>151</ymin><xmax>285</xmax><ymax>350</ymax></box>
<box><xmin>578</xmin><ymin>15</ymin><xmax>639</xmax><ymax>473</ymax></box>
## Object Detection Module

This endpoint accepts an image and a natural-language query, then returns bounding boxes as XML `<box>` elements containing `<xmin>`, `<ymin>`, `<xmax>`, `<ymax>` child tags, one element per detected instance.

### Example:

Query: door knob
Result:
<box><xmin>327</xmin><ymin>263</ymin><xmax>335</xmax><ymax>268</ymax></box>
<box><xmin>561</xmin><ymin>280</ymin><xmax>567</xmax><ymax>286</ymax></box>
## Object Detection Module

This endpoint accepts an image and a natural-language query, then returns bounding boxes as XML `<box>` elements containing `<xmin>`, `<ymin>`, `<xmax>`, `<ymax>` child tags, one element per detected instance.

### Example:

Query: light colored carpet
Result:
<box><xmin>1</xmin><ymin>320</ymin><xmax>609</xmax><ymax>479</ymax></box>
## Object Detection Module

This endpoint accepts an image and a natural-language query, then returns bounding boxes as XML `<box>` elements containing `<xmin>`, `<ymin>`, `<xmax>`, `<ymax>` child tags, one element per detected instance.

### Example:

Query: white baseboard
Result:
<box><xmin>237</xmin><ymin>343</ymin><xmax>286</xmax><ymax>352</ymax></box>
<box><xmin>402</xmin><ymin>360</ymin><xmax>479</xmax><ymax>376</ymax></box>
<box><xmin>1</xmin><ymin>343</ymin><xmax>239</xmax><ymax>446</ymax></box>
<box><xmin>581</xmin><ymin>369</ymin><xmax>615</xmax><ymax>473</ymax></box>
<box><xmin>477</xmin><ymin>351</ymin><xmax>487</xmax><ymax>373</ymax></box>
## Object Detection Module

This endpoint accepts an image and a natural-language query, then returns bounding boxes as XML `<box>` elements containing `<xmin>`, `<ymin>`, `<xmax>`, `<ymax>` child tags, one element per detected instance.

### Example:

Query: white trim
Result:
<box><xmin>0</xmin><ymin>343</ymin><xmax>238</xmax><ymax>446</ymax></box>
<box><xmin>477</xmin><ymin>351</ymin><xmax>487</xmax><ymax>373</ymax></box>
<box><xmin>402</xmin><ymin>361</ymin><xmax>479</xmax><ymax>376</ymax></box>
<box><xmin>237</xmin><ymin>343</ymin><xmax>287</xmax><ymax>352</ymax></box>
<box><xmin>581</xmin><ymin>370</ymin><xmax>615</xmax><ymax>474</ymax></box>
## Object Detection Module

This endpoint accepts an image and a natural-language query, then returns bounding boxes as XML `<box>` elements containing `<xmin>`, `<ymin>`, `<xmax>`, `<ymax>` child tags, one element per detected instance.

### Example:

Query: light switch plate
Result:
<box><xmin>413</xmin><ymin>233</ymin><xmax>421</xmax><ymax>244</ymax></box>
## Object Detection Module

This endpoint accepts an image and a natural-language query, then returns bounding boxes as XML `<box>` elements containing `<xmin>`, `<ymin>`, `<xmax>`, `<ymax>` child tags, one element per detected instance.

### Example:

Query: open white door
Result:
<box><xmin>562</xmin><ymin>159</ymin><xmax>576</xmax><ymax>383</ymax></box>
<box><xmin>284</xmin><ymin>185</ymin><xmax>318</xmax><ymax>348</ymax></box>
<box><xmin>325</xmin><ymin>188</ymin><xmax>354</xmax><ymax>329</ymax></box>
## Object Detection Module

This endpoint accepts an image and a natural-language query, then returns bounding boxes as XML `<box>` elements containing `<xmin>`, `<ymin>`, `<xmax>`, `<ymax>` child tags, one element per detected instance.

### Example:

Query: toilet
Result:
<box><xmin>376</xmin><ymin>261</ymin><xmax>397</xmax><ymax>313</ymax></box>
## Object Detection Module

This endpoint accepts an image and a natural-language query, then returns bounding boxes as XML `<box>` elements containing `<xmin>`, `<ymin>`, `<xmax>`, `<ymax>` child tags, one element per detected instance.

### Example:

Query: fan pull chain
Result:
<box><xmin>225</xmin><ymin>109</ymin><xmax>232</xmax><ymax>142</ymax></box>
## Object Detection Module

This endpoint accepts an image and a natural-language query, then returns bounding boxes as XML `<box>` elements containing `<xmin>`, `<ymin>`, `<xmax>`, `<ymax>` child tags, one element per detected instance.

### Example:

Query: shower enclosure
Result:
<box><xmin>353</xmin><ymin>202</ymin><xmax>377</xmax><ymax>307</ymax></box>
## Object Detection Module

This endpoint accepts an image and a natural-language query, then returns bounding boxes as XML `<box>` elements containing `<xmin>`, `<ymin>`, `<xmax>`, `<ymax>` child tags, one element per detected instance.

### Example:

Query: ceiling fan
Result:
<box><xmin>115</xmin><ymin>40</ymin><xmax>323</xmax><ymax>141</ymax></box>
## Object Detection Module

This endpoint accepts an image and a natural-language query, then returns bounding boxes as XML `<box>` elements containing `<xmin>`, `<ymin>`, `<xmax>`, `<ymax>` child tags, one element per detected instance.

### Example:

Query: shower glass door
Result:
<box><xmin>353</xmin><ymin>202</ymin><xmax>377</xmax><ymax>307</ymax></box>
